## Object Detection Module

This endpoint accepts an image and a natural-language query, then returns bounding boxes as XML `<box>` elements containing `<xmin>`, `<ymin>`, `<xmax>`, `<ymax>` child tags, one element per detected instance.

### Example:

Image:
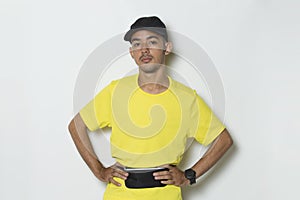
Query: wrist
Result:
<box><xmin>91</xmin><ymin>162</ymin><xmax>105</xmax><ymax>177</ymax></box>
<box><xmin>184</xmin><ymin>168</ymin><xmax>196</xmax><ymax>185</ymax></box>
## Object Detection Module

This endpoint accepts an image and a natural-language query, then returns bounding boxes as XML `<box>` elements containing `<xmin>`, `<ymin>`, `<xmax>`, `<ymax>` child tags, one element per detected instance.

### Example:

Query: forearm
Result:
<box><xmin>68</xmin><ymin>114</ymin><xmax>105</xmax><ymax>180</ymax></box>
<box><xmin>191</xmin><ymin>129</ymin><xmax>233</xmax><ymax>178</ymax></box>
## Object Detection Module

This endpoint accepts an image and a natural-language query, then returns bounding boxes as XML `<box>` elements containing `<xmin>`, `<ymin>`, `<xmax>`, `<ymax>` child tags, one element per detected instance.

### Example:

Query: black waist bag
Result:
<box><xmin>125</xmin><ymin>168</ymin><xmax>168</xmax><ymax>189</ymax></box>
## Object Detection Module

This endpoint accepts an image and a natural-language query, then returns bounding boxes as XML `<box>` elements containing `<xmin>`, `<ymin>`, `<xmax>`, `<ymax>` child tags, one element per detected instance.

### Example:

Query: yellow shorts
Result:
<box><xmin>103</xmin><ymin>177</ymin><xmax>182</xmax><ymax>200</ymax></box>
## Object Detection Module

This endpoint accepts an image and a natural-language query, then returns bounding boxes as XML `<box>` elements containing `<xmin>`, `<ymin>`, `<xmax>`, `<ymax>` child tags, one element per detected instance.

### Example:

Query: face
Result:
<box><xmin>129</xmin><ymin>30</ymin><xmax>172</xmax><ymax>73</ymax></box>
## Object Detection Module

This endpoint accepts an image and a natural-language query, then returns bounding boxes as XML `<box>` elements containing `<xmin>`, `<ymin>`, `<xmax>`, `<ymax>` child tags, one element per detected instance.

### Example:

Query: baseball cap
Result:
<box><xmin>124</xmin><ymin>16</ymin><xmax>168</xmax><ymax>42</ymax></box>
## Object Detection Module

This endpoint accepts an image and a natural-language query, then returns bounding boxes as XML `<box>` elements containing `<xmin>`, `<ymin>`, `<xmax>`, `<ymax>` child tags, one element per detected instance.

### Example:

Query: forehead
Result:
<box><xmin>130</xmin><ymin>30</ymin><xmax>163</xmax><ymax>41</ymax></box>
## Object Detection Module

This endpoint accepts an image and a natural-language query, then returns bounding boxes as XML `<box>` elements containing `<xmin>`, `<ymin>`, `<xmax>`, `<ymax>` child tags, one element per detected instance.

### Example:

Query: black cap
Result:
<box><xmin>124</xmin><ymin>16</ymin><xmax>168</xmax><ymax>42</ymax></box>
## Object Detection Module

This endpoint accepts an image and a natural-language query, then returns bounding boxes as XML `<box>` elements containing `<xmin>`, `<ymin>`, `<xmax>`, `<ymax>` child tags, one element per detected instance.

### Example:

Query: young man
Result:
<box><xmin>68</xmin><ymin>16</ymin><xmax>233</xmax><ymax>200</ymax></box>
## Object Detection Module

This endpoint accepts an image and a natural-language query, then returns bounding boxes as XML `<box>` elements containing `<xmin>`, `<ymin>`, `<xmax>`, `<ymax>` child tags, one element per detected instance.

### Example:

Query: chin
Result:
<box><xmin>139</xmin><ymin>63</ymin><xmax>161</xmax><ymax>73</ymax></box>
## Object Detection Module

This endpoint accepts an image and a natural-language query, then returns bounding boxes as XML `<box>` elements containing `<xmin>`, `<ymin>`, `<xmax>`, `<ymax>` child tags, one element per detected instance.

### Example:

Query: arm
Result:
<box><xmin>191</xmin><ymin>128</ymin><xmax>233</xmax><ymax>179</ymax></box>
<box><xmin>154</xmin><ymin>129</ymin><xmax>233</xmax><ymax>186</ymax></box>
<box><xmin>68</xmin><ymin>113</ymin><xmax>128</xmax><ymax>186</ymax></box>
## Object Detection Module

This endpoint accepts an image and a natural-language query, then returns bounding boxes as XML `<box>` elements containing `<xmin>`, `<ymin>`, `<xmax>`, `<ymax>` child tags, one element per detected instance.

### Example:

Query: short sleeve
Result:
<box><xmin>192</xmin><ymin>91</ymin><xmax>225</xmax><ymax>146</ymax></box>
<box><xmin>79</xmin><ymin>83</ymin><xmax>113</xmax><ymax>131</ymax></box>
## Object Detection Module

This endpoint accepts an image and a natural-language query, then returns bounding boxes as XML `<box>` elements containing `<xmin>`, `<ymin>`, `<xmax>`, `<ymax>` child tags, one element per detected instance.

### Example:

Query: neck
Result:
<box><xmin>138</xmin><ymin>68</ymin><xmax>169</xmax><ymax>94</ymax></box>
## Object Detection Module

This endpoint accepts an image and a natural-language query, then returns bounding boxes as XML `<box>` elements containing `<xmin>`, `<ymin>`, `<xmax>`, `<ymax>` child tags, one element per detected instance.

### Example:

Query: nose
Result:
<box><xmin>140</xmin><ymin>42</ymin><xmax>149</xmax><ymax>53</ymax></box>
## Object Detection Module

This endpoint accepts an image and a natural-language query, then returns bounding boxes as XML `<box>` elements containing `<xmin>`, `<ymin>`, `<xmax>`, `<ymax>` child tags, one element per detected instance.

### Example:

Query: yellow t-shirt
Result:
<box><xmin>79</xmin><ymin>74</ymin><xmax>225</xmax><ymax>200</ymax></box>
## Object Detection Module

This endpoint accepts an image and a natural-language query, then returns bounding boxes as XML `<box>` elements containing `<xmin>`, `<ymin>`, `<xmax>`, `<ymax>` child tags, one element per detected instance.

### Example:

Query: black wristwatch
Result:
<box><xmin>184</xmin><ymin>168</ymin><xmax>196</xmax><ymax>185</ymax></box>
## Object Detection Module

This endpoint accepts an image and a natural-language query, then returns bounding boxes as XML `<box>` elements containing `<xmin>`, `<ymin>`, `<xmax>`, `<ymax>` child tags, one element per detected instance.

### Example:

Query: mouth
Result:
<box><xmin>140</xmin><ymin>56</ymin><xmax>153</xmax><ymax>63</ymax></box>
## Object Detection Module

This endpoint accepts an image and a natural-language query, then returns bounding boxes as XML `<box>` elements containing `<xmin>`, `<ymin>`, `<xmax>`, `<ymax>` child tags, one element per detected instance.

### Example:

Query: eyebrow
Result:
<box><xmin>131</xmin><ymin>35</ymin><xmax>160</xmax><ymax>43</ymax></box>
<box><xmin>131</xmin><ymin>38</ymin><xmax>140</xmax><ymax>43</ymax></box>
<box><xmin>146</xmin><ymin>36</ymin><xmax>159</xmax><ymax>40</ymax></box>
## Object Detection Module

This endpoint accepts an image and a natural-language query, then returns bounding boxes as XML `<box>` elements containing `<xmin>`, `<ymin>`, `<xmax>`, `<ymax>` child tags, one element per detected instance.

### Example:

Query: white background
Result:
<box><xmin>1</xmin><ymin>0</ymin><xmax>300</xmax><ymax>199</ymax></box>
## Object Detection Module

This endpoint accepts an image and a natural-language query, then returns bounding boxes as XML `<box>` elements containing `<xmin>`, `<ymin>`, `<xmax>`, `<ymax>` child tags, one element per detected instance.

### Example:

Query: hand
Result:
<box><xmin>153</xmin><ymin>165</ymin><xmax>190</xmax><ymax>187</ymax></box>
<box><xmin>96</xmin><ymin>163</ymin><xmax>128</xmax><ymax>187</ymax></box>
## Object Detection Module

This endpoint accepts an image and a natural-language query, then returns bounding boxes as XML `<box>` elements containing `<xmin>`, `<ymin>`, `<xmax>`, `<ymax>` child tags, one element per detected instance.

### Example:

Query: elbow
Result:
<box><xmin>228</xmin><ymin>134</ymin><xmax>233</xmax><ymax>149</ymax></box>
<box><xmin>68</xmin><ymin>119</ymin><xmax>75</xmax><ymax>135</ymax></box>
<box><xmin>226</xmin><ymin>130</ymin><xmax>234</xmax><ymax>149</ymax></box>
<box><xmin>68</xmin><ymin>113</ymin><xmax>87</xmax><ymax>136</ymax></box>
<box><xmin>222</xmin><ymin>129</ymin><xmax>234</xmax><ymax>150</ymax></box>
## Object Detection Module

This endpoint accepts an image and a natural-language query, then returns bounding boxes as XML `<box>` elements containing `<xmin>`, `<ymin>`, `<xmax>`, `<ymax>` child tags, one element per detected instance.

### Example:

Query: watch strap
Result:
<box><xmin>184</xmin><ymin>168</ymin><xmax>196</xmax><ymax>185</ymax></box>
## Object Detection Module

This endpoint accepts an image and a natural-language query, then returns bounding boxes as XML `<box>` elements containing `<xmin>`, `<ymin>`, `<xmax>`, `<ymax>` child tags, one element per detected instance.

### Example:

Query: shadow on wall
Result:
<box><xmin>181</xmin><ymin>139</ymin><xmax>237</xmax><ymax>199</ymax></box>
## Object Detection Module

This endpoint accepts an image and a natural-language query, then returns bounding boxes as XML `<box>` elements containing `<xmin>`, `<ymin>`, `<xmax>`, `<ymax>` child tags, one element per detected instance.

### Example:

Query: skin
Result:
<box><xmin>153</xmin><ymin>129</ymin><xmax>233</xmax><ymax>186</ymax></box>
<box><xmin>129</xmin><ymin>30</ymin><xmax>172</xmax><ymax>93</ymax></box>
<box><xmin>68</xmin><ymin>29</ymin><xmax>233</xmax><ymax>187</ymax></box>
<box><xmin>69</xmin><ymin>113</ymin><xmax>128</xmax><ymax>186</ymax></box>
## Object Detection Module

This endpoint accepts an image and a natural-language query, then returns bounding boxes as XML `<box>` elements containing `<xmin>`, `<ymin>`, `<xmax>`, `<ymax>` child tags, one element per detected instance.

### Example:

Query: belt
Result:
<box><xmin>124</xmin><ymin>167</ymin><xmax>169</xmax><ymax>189</ymax></box>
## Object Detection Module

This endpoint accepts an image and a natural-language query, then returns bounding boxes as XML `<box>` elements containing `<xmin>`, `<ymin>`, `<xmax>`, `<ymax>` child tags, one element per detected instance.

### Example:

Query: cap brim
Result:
<box><xmin>124</xmin><ymin>27</ymin><xmax>167</xmax><ymax>42</ymax></box>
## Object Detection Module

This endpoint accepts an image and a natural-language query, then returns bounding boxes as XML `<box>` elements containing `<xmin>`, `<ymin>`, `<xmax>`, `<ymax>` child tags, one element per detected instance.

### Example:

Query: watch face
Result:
<box><xmin>185</xmin><ymin>169</ymin><xmax>196</xmax><ymax>185</ymax></box>
<box><xmin>185</xmin><ymin>169</ymin><xmax>196</xmax><ymax>178</ymax></box>
<box><xmin>186</xmin><ymin>169</ymin><xmax>195</xmax><ymax>178</ymax></box>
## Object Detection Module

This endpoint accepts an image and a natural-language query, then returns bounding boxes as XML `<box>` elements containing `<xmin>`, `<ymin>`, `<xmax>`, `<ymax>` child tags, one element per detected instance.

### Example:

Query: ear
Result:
<box><xmin>129</xmin><ymin>47</ymin><xmax>134</xmax><ymax>58</ymax></box>
<box><xmin>164</xmin><ymin>42</ymin><xmax>173</xmax><ymax>55</ymax></box>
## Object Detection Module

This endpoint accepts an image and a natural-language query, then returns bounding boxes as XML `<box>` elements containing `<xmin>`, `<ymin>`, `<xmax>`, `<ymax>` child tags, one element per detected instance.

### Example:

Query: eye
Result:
<box><xmin>149</xmin><ymin>40</ymin><xmax>158</xmax><ymax>45</ymax></box>
<box><xmin>132</xmin><ymin>42</ymin><xmax>140</xmax><ymax>47</ymax></box>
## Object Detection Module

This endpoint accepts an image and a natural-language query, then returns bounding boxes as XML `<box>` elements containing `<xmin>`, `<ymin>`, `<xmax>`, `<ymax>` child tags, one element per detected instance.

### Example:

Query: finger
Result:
<box><xmin>112</xmin><ymin>170</ymin><xmax>128</xmax><ymax>180</ymax></box>
<box><xmin>115</xmin><ymin>167</ymin><xmax>129</xmax><ymax>176</ymax></box>
<box><xmin>112</xmin><ymin>166</ymin><xmax>129</xmax><ymax>177</ymax></box>
<box><xmin>160</xmin><ymin>164</ymin><xmax>176</xmax><ymax>169</ymax></box>
<box><xmin>109</xmin><ymin>177</ymin><xmax>122</xmax><ymax>187</ymax></box>
<box><xmin>161</xmin><ymin>179</ymin><xmax>175</xmax><ymax>185</ymax></box>
<box><xmin>160</xmin><ymin>164</ymin><xmax>172</xmax><ymax>169</ymax></box>
<box><xmin>154</xmin><ymin>174</ymin><xmax>172</xmax><ymax>180</ymax></box>
<box><xmin>153</xmin><ymin>170</ymin><xmax>170</xmax><ymax>177</ymax></box>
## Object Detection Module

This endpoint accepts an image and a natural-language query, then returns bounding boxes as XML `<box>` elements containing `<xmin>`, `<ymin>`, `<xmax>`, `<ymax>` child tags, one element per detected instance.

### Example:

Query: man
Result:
<box><xmin>68</xmin><ymin>16</ymin><xmax>233</xmax><ymax>200</ymax></box>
